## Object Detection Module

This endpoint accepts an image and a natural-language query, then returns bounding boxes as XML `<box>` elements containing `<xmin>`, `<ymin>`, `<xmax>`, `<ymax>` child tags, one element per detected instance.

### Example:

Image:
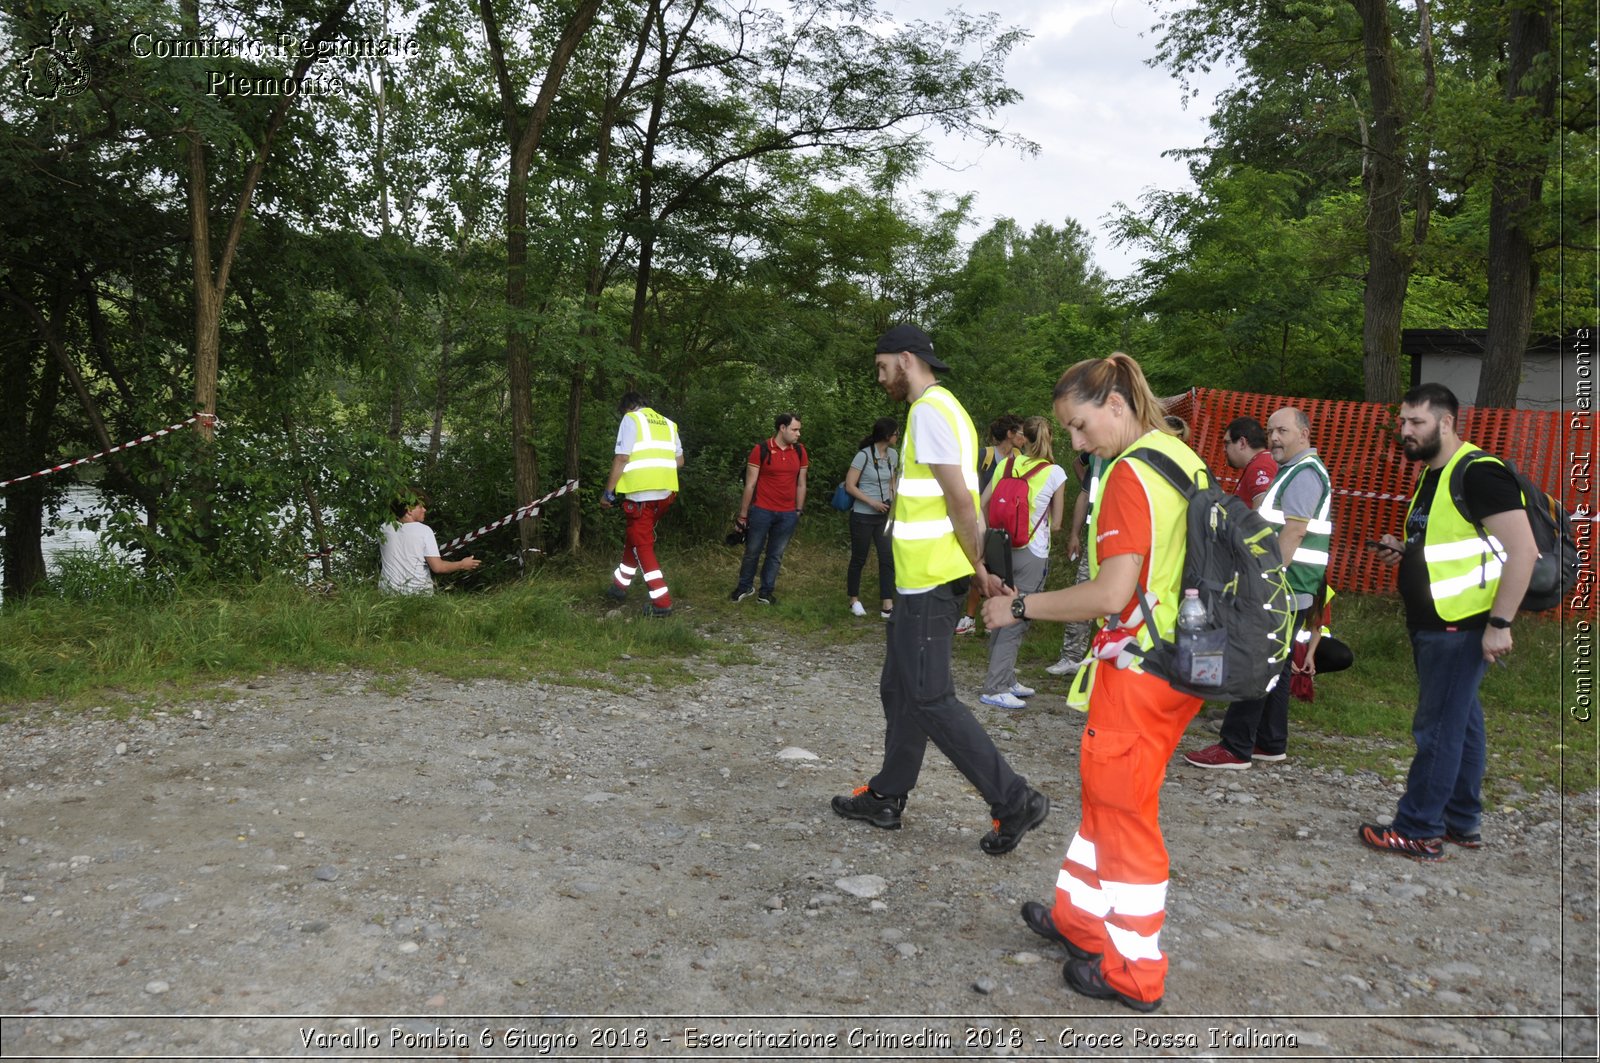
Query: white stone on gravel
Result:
<box><xmin>143</xmin><ymin>980</ymin><xmax>169</xmax><ymax>995</ymax></box>
<box><xmin>835</xmin><ymin>874</ymin><xmax>887</xmax><ymax>899</ymax></box>
<box><xmin>776</xmin><ymin>746</ymin><xmax>819</xmax><ymax>761</ymax></box>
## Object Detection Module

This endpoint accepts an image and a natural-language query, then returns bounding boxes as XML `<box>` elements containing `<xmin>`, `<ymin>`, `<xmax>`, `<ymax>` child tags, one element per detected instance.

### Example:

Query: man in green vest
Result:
<box><xmin>831</xmin><ymin>324</ymin><xmax>1049</xmax><ymax>855</ymax></box>
<box><xmin>1186</xmin><ymin>405</ymin><xmax>1332</xmax><ymax>770</ymax></box>
<box><xmin>1361</xmin><ymin>383</ymin><xmax>1535</xmax><ymax>860</ymax></box>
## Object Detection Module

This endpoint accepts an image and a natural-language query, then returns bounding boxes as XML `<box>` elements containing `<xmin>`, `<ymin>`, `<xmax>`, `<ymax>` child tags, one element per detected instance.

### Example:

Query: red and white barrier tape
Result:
<box><xmin>439</xmin><ymin>479</ymin><xmax>580</xmax><ymax>555</ymax></box>
<box><xmin>1334</xmin><ymin>487</ymin><xmax>1413</xmax><ymax>503</ymax></box>
<box><xmin>0</xmin><ymin>414</ymin><xmax>219</xmax><ymax>489</ymax></box>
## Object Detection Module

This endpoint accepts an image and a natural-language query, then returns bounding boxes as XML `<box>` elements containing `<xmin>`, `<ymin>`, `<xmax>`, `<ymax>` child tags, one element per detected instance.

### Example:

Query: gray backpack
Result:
<box><xmin>1124</xmin><ymin>447</ymin><xmax>1297</xmax><ymax>701</ymax></box>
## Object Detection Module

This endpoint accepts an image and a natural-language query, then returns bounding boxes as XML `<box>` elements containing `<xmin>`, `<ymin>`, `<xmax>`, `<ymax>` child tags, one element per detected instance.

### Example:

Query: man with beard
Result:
<box><xmin>1186</xmin><ymin>405</ymin><xmax>1331</xmax><ymax>769</ymax></box>
<box><xmin>830</xmin><ymin>324</ymin><xmax>1050</xmax><ymax>855</ymax></box>
<box><xmin>1362</xmin><ymin>383</ymin><xmax>1534</xmax><ymax>860</ymax></box>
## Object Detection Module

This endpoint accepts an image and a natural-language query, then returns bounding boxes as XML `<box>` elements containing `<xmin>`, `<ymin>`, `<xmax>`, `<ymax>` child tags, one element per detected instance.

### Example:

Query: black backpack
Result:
<box><xmin>1448</xmin><ymin>451</ymin><xmax>1579</xmax><ymax>613</ymax></box>
<box><xmin>1122</xmin><ymin>448</ymin><xmax>1297</xmax><ymax>702</ymax></box>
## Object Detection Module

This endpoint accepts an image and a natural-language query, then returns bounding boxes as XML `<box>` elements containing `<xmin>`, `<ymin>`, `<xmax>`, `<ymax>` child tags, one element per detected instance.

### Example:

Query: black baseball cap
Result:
<box><xmin>874</xmin><ymin>323</ymin><xmax>949</xmax><ymax>372</ymax></box>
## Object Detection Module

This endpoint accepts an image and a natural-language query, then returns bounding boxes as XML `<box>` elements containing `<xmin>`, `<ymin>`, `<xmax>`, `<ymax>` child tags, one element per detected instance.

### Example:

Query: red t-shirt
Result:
<box><xmin>1234</xmin><ymin>451</ymin><xmax>1278</xmax><ymax>509</ymax></box>
<box><xmin>748</xmin><ymin>440</ymin><xmax>808</xmax><ymax>512</ymax></box>
<box><xmin>1094</xmin><ymin>461</ymin><xmax>1155</xmax><ymax>629</ymax></box>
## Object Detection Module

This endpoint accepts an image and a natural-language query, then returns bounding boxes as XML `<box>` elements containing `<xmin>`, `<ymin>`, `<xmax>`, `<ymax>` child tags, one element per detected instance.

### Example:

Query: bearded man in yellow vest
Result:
<box><xmin>601</xmin><ymin>392</ymin><xmax>684</xmax><ymax>617</ymax></box>
<box><xmin>831</xmin><ymin>324</ymin><xmax>1050</xmax><ymax>857</ymax></box>
<box><xmin>1363</xmin><ymin>383</ymin><xmax>1535</xmax><ymax>861</ymax></box>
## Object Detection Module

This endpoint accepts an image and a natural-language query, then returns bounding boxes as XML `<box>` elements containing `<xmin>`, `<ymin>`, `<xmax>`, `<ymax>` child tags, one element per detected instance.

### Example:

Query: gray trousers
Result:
<box><xmin>983</xmin><ymin>548</ymin><xmax>1048</xmax><ymax>694</ymax></box>
<box><xmin>1059</xmin><ymin>550</ymin><xmax>1093</xmax><ymax>662</ymax></box>
<box><xmin>869</xmin><ymin>579</ymin><xmax>1028</xmax><ymax>815</ymax></box>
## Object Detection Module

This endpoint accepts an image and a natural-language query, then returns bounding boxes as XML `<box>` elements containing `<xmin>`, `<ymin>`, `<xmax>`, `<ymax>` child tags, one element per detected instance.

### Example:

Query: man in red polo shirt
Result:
<box><xmin>1224</xmin><ymin>416</ymin><xmax>1277</xmax><ymax>508</ymax></box>
<box><xmin>731</xmin><ymin>412</ymin><xmax>808</xmax><ymax>606</ymax></box>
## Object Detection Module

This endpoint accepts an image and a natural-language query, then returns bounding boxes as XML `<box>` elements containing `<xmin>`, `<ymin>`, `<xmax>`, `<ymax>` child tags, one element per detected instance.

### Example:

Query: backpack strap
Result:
<box><xmin>1126</xmin><ymin>446</ymin><xmax>1203</xmax><ymax>499</ymax></box>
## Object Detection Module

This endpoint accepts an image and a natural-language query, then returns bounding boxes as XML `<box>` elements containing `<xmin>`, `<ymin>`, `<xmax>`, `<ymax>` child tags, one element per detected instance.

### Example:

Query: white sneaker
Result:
<box><xmin>1044</xmin><ymin>657</ymin><xmax>1084</xmax><ymax>677</ymax></box>
<box><xmin>980</xmin><ymin>691</ymin><xmax>1027</xmax><ymax>710</ymax></box>
<box><xmin>850</xmin><ymin>601</ymin><xmax>867</xmax><ymax>617</ymax></box>
<box><xmin>955</xmin><ymin>616</ymin><xmax>976</xmax><ymax>635</ymax></box>
<box><xmin>1009</xmin><ymin>682</ymin><xmax>1036</xmax><ymax>698</ymax></box>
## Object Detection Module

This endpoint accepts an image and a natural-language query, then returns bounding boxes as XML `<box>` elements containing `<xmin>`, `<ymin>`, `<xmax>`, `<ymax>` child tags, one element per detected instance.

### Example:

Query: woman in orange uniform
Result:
<box><xmin>982</xmin><ymin>353</ymin><xmax>1206</xmax><ymax>1012</ymax></box>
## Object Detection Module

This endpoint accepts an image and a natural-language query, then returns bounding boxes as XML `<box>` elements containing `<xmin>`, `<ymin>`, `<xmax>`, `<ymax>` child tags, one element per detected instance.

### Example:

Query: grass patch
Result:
<box><xmin>1</xmin><ymin>522</ymin><xmax>1590</xmax><ymax>798</ymax></box>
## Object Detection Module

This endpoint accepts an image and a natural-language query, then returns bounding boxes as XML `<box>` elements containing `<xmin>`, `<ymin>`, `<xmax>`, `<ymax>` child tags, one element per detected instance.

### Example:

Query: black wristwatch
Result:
<box><xmin>1011</xmin><ymin>594</ymin><xmax>1028</xmax><ymax>621</ymax></box>
<box><xmin>1488</xmin><ymin>616</ymin><xmax>1513</xmax><ymax>630</ymax></box>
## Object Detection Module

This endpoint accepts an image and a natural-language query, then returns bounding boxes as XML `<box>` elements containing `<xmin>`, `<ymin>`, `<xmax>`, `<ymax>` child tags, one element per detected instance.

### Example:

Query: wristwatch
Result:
<box><xmin>1488</xmin><ymin>616</ymin><xmax>1513</xmax><ymax>630</ymax></box>
<box><xmin>1011</xmin><ymin>594</ymin><xmax>1028</xmax><ymax>621</ymax></box>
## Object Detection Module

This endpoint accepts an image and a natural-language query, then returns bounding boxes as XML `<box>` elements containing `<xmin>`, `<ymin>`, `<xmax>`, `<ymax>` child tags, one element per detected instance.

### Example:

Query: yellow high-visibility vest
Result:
<box><xmin>891</xmin><ymin>386</ymin><xmax>979</xmax><ymax>592</ymax></box>
<box><xmin>1410</xmin><ymin>443</ymin><xmax>1515</xmax><ymax>621</ymax></box>
<box><xmin>1067</xmin><ymin>429</ymin><xmax>1206</xmax><ymax>709</ymax></box>
<box><xmin>616</xmin><ymin>407</ymin><xmax>680</xmax><ymax>494</ymax></box>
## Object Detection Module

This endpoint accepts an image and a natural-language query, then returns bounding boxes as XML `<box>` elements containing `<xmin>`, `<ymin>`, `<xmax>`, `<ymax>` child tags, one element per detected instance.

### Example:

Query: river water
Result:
<box><xmin>0</xmin><ymin>484</ymin><xmax>116</xmax><ymax>598</ymax></box>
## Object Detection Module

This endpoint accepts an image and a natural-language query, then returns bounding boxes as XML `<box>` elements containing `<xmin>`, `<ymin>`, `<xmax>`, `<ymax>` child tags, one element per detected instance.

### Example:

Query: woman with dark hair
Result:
<box><xmin>844</xmin><ymin>416</ymin><xmax>899</xmax><ymax>617</ymax></box>
<box><xmin>982</xmin><ymin>352</ymin><xmax>1206</xmax><ymax>1013</ymax></box>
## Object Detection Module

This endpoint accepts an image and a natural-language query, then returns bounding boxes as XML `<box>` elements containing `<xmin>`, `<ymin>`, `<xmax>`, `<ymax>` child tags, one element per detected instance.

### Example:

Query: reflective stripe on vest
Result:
<box><xmin>1409</xmin><ymin>443</ymin><xmax>1512</xmax><ymax>620</ymax></box>
<box><xmin>615</xmin><ymin>408</ymin><xmax>680</xmax><ymax>494</ymax></box>
<box><xmin>1067</xmin><ymin>430</ymin><xmax>1205</xmax><ymax>710</ymax></box>
<box><xmin>1257</xmin><ymin>451</ymin><xmax>1332</xmax><ymax>596</ymax></box>
<box><xmin>891</xmin><ymin>386</ymin><xmax>979</xmax><ymax>591</ymax></box>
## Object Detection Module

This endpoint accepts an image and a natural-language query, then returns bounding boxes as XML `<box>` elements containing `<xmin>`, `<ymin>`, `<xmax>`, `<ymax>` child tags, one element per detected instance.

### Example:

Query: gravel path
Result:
<box><xmin>2</xmin><ymin>632</ymin><xmax>1596</xmax><ymax>1060</ymax></box>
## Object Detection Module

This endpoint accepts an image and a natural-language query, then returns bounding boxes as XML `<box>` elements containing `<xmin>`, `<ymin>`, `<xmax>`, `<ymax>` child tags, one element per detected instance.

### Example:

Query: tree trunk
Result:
<box><xmin>479</xmin><ymin>0</ymin><xmax>603</xmax><ymax>566</ymax></box>
<box><xmin>1351</xmin><ymin>0</ymin><xmax>1409</xmax><ymax>403</ymax></box>
<box><xmin>284</xmin><ymin>415</ymin><xmax>333</xmax><ymax>581</ymax></box>
<box><xmin>504</xmin><ymin>170</ymin><xmax>542</xmax><ymax>563</ymax></box>
<box><xmin>1478</xmin><ymin>1</ymin><xmax>1556</xmax><ymax>409</ymax></box>
<box><xmin>0</xmin><ymin>342</ymin><xmax>60</xmax><ymax>600</ymax></box>
<box><xmin>563</xmin><ymin>364</ymin><xmax>585</xmax><ymax>553</ymax></box>
<box><xmin>428</xmin><ymin>298</ymin><xmax>453</xmax><ymax>472</ymax></box>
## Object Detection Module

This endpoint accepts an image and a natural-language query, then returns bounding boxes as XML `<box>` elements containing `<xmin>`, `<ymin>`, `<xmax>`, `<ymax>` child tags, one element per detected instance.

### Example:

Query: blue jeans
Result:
<box><xmin>735</xmin><ymin>506</ymin><xmax>798</xmax><ymax>597</ymax></box>
<box><xmin>1392</xmin><ymin>627</ymin><xmax>1489</xmax><ymax>840</ymax></box>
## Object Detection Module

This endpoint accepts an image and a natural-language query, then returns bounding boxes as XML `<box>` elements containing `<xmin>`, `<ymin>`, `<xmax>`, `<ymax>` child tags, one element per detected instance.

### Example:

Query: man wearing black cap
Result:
<box><xmin>831</xmin><ymin>324</ymin><xmax>1050</xmax><ymax>855</ymax></box>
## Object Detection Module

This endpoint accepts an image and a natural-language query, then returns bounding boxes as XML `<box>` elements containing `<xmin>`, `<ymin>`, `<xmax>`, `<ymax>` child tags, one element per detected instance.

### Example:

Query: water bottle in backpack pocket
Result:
<box><xmin>1174</xmin><ymin>588</ymin><xmax>1227</xmax><ymax>688</ymax></box>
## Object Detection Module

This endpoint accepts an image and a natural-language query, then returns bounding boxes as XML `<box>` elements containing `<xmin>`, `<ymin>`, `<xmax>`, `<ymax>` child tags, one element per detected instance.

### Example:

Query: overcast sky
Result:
<box><xmin>885</xmin><ymin>0</ymin><xmax>1232</xmax><ymax>281</ymax></box>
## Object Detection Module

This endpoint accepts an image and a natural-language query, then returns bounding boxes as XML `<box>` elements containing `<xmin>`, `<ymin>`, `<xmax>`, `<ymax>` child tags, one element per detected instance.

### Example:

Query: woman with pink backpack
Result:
<box><xmin>977</xmin><ymin>415</ymin><xmax>1067</xmax><ymax>709</ymax></box>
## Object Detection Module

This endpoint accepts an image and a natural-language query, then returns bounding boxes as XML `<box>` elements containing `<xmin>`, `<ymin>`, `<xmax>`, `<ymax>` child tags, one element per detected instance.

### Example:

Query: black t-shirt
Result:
<box><xmin>1398</xmin><ymin>455</ymin><xmax>1524</xmax><ymax>629</ymax></box>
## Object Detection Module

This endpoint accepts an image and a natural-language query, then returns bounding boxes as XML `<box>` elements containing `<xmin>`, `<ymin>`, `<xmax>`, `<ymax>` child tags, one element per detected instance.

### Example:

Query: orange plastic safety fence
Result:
<box><xmin>1164</xmin><ymin>388</ymin><xmax>1593</xmax><ymax>620</ymax></box>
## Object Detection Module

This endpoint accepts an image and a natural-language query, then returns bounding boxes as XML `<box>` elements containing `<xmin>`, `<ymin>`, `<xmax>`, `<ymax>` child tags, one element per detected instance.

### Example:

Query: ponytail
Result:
<box><xmin>1053</xmin><ymin>352</ymin><xmax>1169</xmax><ymax>435</ymax></box>
<box><xmin>1019</xmin><ymin>415</ymin><xmax>1054</xmax><ymax>461</ymax></box>
<box><xmin>857</xmin><ymin>416</ymin><xmax>899</xmax><ymax>451</ymax></box>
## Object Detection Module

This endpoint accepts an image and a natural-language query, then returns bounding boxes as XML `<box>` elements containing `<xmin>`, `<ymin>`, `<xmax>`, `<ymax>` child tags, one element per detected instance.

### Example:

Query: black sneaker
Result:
<box><xmin>980</xmin><ymin>787</ymin><xmax>1050</xmax><ymax>855</ymax></box>
<box><xmin>1358</xmin><ymin>822</ymin><xmax>1446</xmax><ymax>862</ymax></box>
<box><xmin>731</xmin><ymin>588</ymin><xmax>754</xmax><ymax>603</ymax></box>
<box><xmin>644</xmin><ymin>603</ymin><xmax>673</xmax><ymax>618</ymax></box>
<box><xmin>757</xmin><ymin>592</ymin><xmax>777</xmax><ymax>605</ymax></box>
<box><xmin>1444</xmin><ymin>827</ymin><xmax>1483</xmax><ymax>849</ymax></box>
<box><xmin>1062</xmin><ymin>956</ymin><xmax>1162</xmax><ymax>1013</ymax></box>
<box><xmin>605</xmin><ymin>584</ymin><xmax>628</xmax><ymax>602</ymax></box>
<box><xmin>1020</xmin><ymin>901</ymin><xmax>1100</xmax><ymax>961</ymax></box>
<box><xmin>831</xmin><ymin>786</ymin><xmax>904</xmax><ymax>830</ymax></box>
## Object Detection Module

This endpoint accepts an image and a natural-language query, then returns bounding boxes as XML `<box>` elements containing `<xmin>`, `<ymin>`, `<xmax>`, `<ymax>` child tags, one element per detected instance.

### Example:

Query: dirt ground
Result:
<box><xmin>2</xmin><ymin>629</ymin><xmax>1596</xmax><ymax>1061</ymax></box>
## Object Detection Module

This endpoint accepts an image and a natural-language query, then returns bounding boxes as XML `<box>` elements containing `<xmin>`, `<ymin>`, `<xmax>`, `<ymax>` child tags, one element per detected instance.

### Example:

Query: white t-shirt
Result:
<box><xmin>1022</xmin><ymin>464</ymin><xmax>1069</xmax><ymax>558</ymax></box>
<box><xmin>615</xmin><ymin>414</ymin><xmax>684</xmax><ymax>502</ymax></box>
<box><xmin>907</xmin><ymin>401</ymin><xmax>961</xmax><ymax>465</ymax></box>
<box><xmin>379</xmin><ymin>521</ymin><xmax>439</xmax><ymax>595</ymax></box>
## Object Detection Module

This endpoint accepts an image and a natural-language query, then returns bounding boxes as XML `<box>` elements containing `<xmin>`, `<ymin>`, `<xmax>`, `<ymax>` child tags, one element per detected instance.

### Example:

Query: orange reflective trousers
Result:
<box><xmin>1050</xmin><ymin>662</ymin><xmax>1201</xmax><ymax>1004</ymax></box>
